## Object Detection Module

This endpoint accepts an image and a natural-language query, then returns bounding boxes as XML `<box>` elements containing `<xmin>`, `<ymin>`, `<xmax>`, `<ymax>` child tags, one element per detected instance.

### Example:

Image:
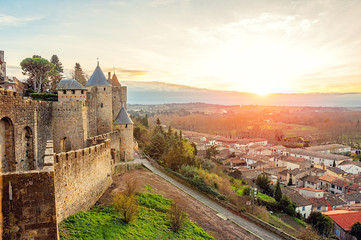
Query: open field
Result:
<box><xmin>97</xmin><ymin>168</ymin><xmax>258</xmax><ymax>240</ymax></box>
<box><xmin>59</xmin><ymin>193</ymin><xmax>213</xmax><ymax>240</ymax></box>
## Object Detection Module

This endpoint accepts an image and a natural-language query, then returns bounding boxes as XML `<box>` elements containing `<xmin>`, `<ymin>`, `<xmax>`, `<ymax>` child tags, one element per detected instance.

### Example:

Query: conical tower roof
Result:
<box><xmin>111</xmin><ymin>73</ymin><xmax>121</xmax><ymax>86</ymax></box>
<box><xmin>113</xmin><ymin>106</ymin><xmax>133</xmax><ymax>125</ymax></box>
<box><xmin>85</xmin><ymin>64</ymin><xmax>111</xmax><ymax>87</ymax></box>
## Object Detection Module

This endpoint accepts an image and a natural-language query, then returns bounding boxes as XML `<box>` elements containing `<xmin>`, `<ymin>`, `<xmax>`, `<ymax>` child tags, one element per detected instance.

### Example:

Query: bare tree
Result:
<box><xmin>168</xmin><ymin>203</ymin><xmax>187</xmax><ymax>232</ymax></box>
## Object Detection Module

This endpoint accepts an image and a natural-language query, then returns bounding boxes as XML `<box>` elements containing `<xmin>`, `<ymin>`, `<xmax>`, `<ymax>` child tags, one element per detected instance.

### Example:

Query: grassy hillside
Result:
<box><xmin>59</xmin><ymin>193</ymin><xmax>214</xmax><ymax>240</ymax></box>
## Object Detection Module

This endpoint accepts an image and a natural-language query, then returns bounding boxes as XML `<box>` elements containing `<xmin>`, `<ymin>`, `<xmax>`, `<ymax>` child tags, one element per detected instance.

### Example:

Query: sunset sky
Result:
<box><xmin>1</xmin><ymin>0</ymin><xmax>361</xmax><ymax>94</ymax></box>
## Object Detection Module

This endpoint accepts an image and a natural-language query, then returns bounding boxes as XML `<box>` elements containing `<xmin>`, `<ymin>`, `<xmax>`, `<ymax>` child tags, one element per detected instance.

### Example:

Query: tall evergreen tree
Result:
<box><xmin>50</xmin><ymin>55</ymin><xmax>64</xmax><ymax>73</ymax></box>
<box><xmin>274</xmin><ymin>179</ymin><xmax>282</xmax><ymax>202</ymax></box>
<box><xmin>74</xmin><ymin>62</ymin><xmax>87</xmax><ymax>85</ymax></box>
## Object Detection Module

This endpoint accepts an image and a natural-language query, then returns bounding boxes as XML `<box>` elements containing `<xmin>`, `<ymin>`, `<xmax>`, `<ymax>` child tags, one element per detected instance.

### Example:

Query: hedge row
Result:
<box><xmin>30</xmin><ymin>93</ymin><xmax>58</xmax><ymax>101</ymax></box>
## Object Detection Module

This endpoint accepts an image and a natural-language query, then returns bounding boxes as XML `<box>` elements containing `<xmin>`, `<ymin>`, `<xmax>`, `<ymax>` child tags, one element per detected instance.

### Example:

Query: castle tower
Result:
<box><xmin>56</xmin><ymin>79</ymin><xmax>87</xmax><ymax>102</ymax></box>
<box><xmin>113</xmin><ymin>106</ymin><xmax>134</xmax><ymax>161</ymax></box>
<box><xmin>0</xmin><ymin>50</ymin><xmax>6</xmax><ymax>80</ymax></box>
<box><xmin>85</xmin><ymin>63</ymin><xmax>112</xmax><ymax>135</ymax></box>
<box><xmin>110</xmin><ymin>72</ymin><xmax>127</xmax><ymax>122</ymax></box>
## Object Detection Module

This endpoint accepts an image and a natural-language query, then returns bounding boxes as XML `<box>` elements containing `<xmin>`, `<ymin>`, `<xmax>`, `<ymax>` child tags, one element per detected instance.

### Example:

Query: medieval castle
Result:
<box><xmin>0</xmin><ymin>52</ymin><xmax>135</xmax><ymax>239</ymax></box>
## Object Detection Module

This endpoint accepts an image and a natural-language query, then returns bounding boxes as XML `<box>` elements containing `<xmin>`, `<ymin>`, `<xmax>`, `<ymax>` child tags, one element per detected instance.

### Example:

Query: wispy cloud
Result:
<box><xmin>0</xmin><ymin>13</ymin><xmax>42</xmax><ymax>26</ymax></box>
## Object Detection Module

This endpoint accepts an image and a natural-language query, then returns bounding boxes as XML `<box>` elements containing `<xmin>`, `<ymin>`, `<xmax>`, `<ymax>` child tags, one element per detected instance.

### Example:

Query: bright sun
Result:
<box><xmin>199</xmin><ymin>39</ymin><xmax>332</xmax><ymax>94</ymax></box>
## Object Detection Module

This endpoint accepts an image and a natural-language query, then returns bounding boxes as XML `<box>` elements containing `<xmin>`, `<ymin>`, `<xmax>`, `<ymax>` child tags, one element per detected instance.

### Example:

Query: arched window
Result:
<box><xmin>0</xmin><ymin>117</ymin><xmax>15</xmax><ymax>172</ymax></box>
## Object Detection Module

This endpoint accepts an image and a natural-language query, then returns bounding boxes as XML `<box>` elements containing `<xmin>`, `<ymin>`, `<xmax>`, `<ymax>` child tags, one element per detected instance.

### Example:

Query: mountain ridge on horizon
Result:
<box><xmin>122</xmin><ymin>80</ymin><xmax>361</xmax><ymax>107</ymax></box>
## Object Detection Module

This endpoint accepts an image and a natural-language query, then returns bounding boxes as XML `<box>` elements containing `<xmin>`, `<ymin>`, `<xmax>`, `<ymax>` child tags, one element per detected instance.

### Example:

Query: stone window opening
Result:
<box><xmin>81</xmin><ymin>90</ymin><xmax>84</xmax><ymax>94</ymax></box>
<box><xmin>125</xmin><ymin>124</ymin><xmax>128</xmax><ymax>128</ymax></box>
<box><xmin>71</xmin><ymin>90</ymin><xmax>75</xmax><ymax>94</ymax></box>
<box><xmin>0</xmin><ymin>117</ymin><xmax>15</xmax><ymax>172</ymax></box>
<box><xmin>101</xmin><ymin>103</ymin><xmax>103</xmax><ymax>108</ymax></box>
<box><xmin>63</xmin><ymin>90</ymin><xmax>66</xmax><ymax>94</ymax></box>
<box><xmin>60</xmin><ymin>137</ymin><xmax>71</xmax><ymax>152</ymax></box>
<box><xmin>21</xmin><ymin>126</ymin><xmax>34</xmax><ymax>171</ymax></box>
<box><xmin>104</xmin><ymin>88</ymin><xmax>106</xmax><ymax>91</ymax></box>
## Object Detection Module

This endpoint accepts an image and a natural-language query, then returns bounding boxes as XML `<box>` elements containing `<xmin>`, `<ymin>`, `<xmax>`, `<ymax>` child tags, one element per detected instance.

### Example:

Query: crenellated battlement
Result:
<box><xmin>54</xmin><ymin>139</ymin><xmax>110</xmax><ymax>164</ymax></box>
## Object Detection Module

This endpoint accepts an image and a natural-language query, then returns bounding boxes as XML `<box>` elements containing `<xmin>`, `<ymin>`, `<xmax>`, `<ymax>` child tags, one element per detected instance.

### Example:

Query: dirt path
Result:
<box><xmin>97</xmin><ymin>168</ymin><xmax>258</xmax><ymax>240</ymax></box>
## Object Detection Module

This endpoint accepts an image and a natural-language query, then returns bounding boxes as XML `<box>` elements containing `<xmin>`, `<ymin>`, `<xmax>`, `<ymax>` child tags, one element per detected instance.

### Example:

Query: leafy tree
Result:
<box><xmin>255</xmin><ymin>174</ymin><xmax>270</xmax><ymax>192</ymax></box>
<box><xmin>274</xmin><ymin>179</ymin><xmax>282</xmax><ymax>202</ymax></box>
<box><xmin>351</xmin><ymin>222</ymin><xmax>361</xmax><ymax>240</ymax></box>
<box><xmin>50</xmin><ymin>54</ymin><xmax>64</xmax><ymax>72</ymax></box>
<box><xmin>74</xmin><ymin>62</ymin><xmax>87</xmax><ymax>85</ymax></box>
<box><xmin>206</xmin><ymin>145</ymin><xmax>219</xmax><ymax>160</ymax></box>
<box><xmin>279</xmin><ymin>195</ymin><xmax>296</xmax><ymax>216</ymax></box>
<box><xmin>307</xmin><ymin>212</ymin><xmax>333</xmax><ymax>237</ymax></box>
<box><xmin>191</xmin><ymin>142</ymin><xmax>198</xmax><ymax>156</ymax></box>
<box><xmin>21</xmin><ymin>57</ymin><xmax>55</xmax><ymax>93</ymax></box>
<box><xmin>168</xmin><ymin>203</ymin><xmax>187</xmax><ymax>232</ymax></box>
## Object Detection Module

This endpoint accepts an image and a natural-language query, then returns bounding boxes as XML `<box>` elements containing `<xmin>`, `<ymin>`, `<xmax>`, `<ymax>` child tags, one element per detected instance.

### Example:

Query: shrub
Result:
<box><xmin>243</xmin><ymin>186</ymin><xmax>251</xmax><ymax>196</ymax></box>
<box><xmin>114</xmin><ymin>193</ymin><xmax>139</xmax><ymax>223</ymax></box>
<box><xmin>179</xmin><ymin>165</ymin><xmax>199</xmax><ymax>178</ymax></box>
<box><xmin>30</xmin><ymin>93</ymin><xmax>58</xmax><ymax>101</ymax></box>
<box><xmin>298</xmin><ymin>226</ymin><xmax>320</xmax><ymax>240</ymax></box>
<box><xmin>201</xmin><ymin>159</ymin><xmax>216</xmax><ymax>172</ymax></box>
<box><xmin>253</xmin><ymin>205</ymin><xmax>269</xmax><ymax>222</ymax></box>
<box><xmin>168</xmin><ymin>203</ymin><xmax>187</xmax><ymax>232</ymax></box>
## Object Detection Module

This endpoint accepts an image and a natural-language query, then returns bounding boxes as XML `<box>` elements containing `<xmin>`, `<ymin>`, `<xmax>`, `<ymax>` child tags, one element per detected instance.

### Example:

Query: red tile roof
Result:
<box><xmin>324</xmin><ymin>211</ymin><xmax>361</xmax><ymax>231</ymax></box>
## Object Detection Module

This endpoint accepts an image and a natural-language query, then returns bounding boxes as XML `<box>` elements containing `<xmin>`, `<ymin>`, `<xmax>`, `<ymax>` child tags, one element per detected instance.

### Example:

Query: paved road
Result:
<box><xmin>123</xmin><ymin>158</ymin><xmax>282</xmax><ymax>240</ymax></box>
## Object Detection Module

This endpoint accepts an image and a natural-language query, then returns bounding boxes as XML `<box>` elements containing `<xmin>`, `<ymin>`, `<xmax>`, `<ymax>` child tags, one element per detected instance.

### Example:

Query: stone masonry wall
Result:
<box><xmin>95</xmin><ymin>86</ymin><xmax>112</xmax><ymax>135</ymax></box>
<box><xmin>121</xmin><ymin>86</ymin><xmax>127</xmax><ymax>110</ymax></box>
<box><xmin>86</xmin><ymin>88</ymin><xmax>97</xmax><ymax>138</ymax></box>
<box><xmin>0</xmin><ymin>89</ymin><xmax>52</xmax><ymax>172</ymax></box>
<box><xmin>52</xmin><ymin>101</ymin><xmax>87</xmax><ymax>153</ymax></box>
<box><xmin>115</xmin><ymin>124</ymin><xmax>134</xmax><ymax>162</ymax></box>
<box><xmin>1</xmin><ymin>170</ymin><xmax>58</xmax><ymax>240</ymax></box>
<box><xmin>54</xmin><ymin>139</ymin><xmax>112</xmax><ymax>222</ymax></box>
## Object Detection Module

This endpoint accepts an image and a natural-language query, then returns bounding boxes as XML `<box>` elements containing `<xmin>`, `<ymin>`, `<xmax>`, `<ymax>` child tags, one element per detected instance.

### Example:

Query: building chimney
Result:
<box><xmin>108</xmin><ymin>72</ymin><xmax>111</xmax><ymax>81</ymax></box>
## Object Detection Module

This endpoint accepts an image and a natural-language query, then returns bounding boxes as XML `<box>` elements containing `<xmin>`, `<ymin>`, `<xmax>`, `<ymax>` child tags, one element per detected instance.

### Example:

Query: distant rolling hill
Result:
<box><xmin>122</xmin><ymin>81</ymin><xmax>361</xmax><ymax>107</ymax></box>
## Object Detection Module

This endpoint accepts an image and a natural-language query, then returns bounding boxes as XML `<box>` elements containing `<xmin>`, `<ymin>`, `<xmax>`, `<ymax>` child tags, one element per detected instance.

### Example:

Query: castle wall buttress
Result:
<box><xmin>52</xmin><ymin>101</ymin><xmax>88</xmax><ymax>153</ymax></box>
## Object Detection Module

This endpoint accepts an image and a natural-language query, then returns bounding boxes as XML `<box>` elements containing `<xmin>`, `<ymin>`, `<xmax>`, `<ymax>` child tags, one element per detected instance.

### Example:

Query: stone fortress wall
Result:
<box><xmin>54</xmin><ymin>139</ymin><xmax>112</xmax><ymax>222</ymax></box>
<box><xmin>0</xmin><ymin>65</ymin><xmax>134</xmax><ymax>239</ymax></box>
